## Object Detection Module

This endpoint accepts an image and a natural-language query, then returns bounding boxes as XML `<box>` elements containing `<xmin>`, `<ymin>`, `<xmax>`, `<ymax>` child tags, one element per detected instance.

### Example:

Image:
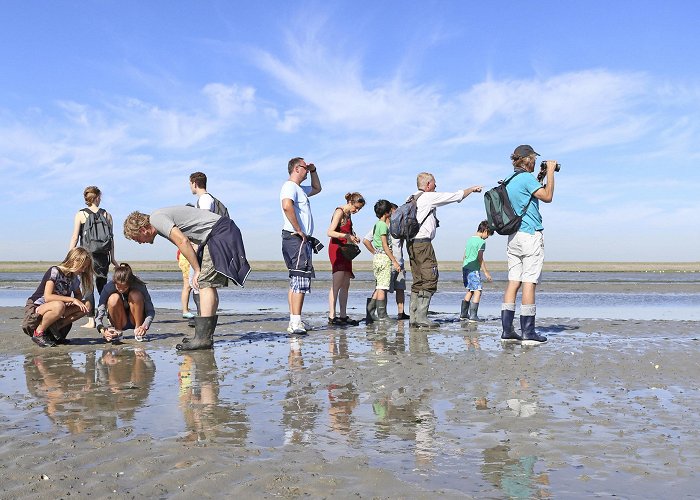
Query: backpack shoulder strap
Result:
<box><xmin>503</xmin><ymin>172</ymin><xmax>535</xmax><ymax>217</ymax></box>
<box><xmin>501</xmin><ymin>171</ymin><xmax>522</xmax><ymax>185</ymax></box>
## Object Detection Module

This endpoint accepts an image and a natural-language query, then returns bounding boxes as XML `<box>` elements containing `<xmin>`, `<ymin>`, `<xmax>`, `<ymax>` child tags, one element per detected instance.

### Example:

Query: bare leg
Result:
<box><xmin>128</xmin><ymin>289</ymin><xmax>145</xmax><ymax>326</ymax></box>
<box><xmin>35</xmin><ymin>301</ymin><xmax>66</xmax><ymax>332</ymax></box>
<box><xmin>471</xmin><ymin>290</ymin><xmax>482</xmax><ymax>304</ymax></box>
<box><xmin>289</xmin><ymin>290</ymin><xmax>305</xmax><ymax>315</ymax></box>
<box><xmin>503</xmin><ymin>280</ymin><xmax>522</xmax><ymax>304</ymax></box>
<box><xmin>181</xmin><ymin>276</ymin><xmax>192</xmax><ymax>315</ymax></box>
<box><xmin>328</xmin><ymin>271</ymin><xmax>345</xmax><ymax>319</ymax></box>
<box><xmin>396</xmin><ymin>289</ymin><xmax>405</xmax><ymax>314</ymax></box>
<box><xmin>521</xmin><ymin>282</ymin><xmax>537</xmax><ymax>305</ymax></box>
<box><xmin>463</xmin><ymin>290</ymin><xmax>473</xmax><ymax>302</ymax></box>
<box><xmin>338</xmin><ymin>272</ymin><xmax>351</xmax><ymax>317</ymax></box>
<box><xmin>107</xmin><ymin>293</ymin><xmax>127</xmax><ymax>330</ymax></box>
<box><xmin>198</xmin><ymin>287</ymin><xmax>219</xmax><ymax>317</ymax></box>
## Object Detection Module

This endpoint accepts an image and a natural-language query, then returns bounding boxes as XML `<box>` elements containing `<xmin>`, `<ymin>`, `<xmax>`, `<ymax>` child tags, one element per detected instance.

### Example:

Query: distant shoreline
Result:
<box><xmin>1</xmin><ymin>260</ymin><xmax>699</xmax><ymax>273</ymax></box>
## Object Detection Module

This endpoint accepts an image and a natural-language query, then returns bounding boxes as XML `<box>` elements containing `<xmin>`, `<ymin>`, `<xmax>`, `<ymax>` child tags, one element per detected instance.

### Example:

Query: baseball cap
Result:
<box><xmin>513</xmin><ymin>145</ymin><xmax>539</xmax><ymax>157</ymax></box>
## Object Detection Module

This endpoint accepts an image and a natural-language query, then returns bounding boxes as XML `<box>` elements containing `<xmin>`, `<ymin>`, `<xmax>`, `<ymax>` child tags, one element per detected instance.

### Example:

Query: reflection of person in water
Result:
<box><xmin>327</xmin><ymin>332</ymin><xmax>359</xmax><ymax>438</ymax></box>
<box><xmin>372</xmin><ymin>387</ymin><xmax>437</xmax><ymax>468</ymax></box>
<box><xmin>282</xmin><ymin>336</ymin><xmax>321</xmax><ymax>445</ymax></box>
<box><xmin>94</xmin><ymin>348</ymin><xmax>156</xmax><ymax>421</ymax></box>
<box><xmin>178</xmin><ymin>351</ymin><xmax>248</xmax><ymax>444</ymax></box>
<box><xmin>24</xmin><ymin>348</ymin><xmax>156</xmax><ymax>434</ymax></box>
<box><xmin>25</xmin><ymin>352</ymin><xmax>94</xmax><ymax>434</ymax></box>
<box><xmin>482</xmin><ymin>443</ymin><xmax>550</xmax><ymax>497</ymax></box>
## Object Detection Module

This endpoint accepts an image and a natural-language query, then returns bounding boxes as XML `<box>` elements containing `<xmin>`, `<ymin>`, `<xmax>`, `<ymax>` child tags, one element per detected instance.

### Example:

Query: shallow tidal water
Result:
<box><xmin>2</xmin><ymin>269</ymin><xmax>700</xmax><ymax>496</ymax></box>
<box><xmin>2</xmin><ymin>314</ymin><xmax>700</xmax><ymax>497</ymax></box>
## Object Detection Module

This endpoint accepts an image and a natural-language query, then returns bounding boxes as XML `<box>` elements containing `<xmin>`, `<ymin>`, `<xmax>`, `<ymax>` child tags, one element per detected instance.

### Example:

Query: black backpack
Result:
<box><xmin>80</xmin><ymin>208</ymin><xmax>113</xmax><ymax>254</ymax></box>
<box><xmin>389</xmin><ymin>192</ymin><xmax>433</xmax><ymax>241</ymax></box>
<box><xmin>198</xmin><ymin>194</ymin><xmax>229</xmax><ymax>218</ymax></box>
<box><xmin>483</xmin><ymin>172</ymin><xmax>534</xmax><ymax>235</ymax></box>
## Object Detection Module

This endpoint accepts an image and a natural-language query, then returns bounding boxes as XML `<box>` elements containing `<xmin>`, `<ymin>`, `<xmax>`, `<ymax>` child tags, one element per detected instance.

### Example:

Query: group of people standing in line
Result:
<box><xmin>21</xmin><ymin>144</ymin><xmax>557</xmax><ymax>350</ymax></box>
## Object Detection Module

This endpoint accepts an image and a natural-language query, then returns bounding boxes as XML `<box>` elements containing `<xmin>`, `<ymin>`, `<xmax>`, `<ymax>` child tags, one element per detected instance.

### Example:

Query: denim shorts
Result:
<box><xmin>462</xmin><ymin>268</ymin><xmax>482</xmax><ymax>291</ymax></box>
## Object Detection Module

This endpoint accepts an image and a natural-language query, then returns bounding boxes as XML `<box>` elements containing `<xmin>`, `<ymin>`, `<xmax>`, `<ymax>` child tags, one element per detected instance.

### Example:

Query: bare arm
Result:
<box><xmin>43</xmin><ymin>280</ymin><xmax>89</xmax><ymax>311</ymax></box>
<box><xmin>327</xmin><ymin>208</ymin><xmax>349</xmax><ymax>239</ymax></box>
<box><xmin>307</xmin><ymin>165</ymin><xmax>321</xmax><ymax>196</ymax></box>
<box><xmin>69</xmin><ymin>211</ymin><xmax>83</xmax><ymax>249</ymax></box>
<box><xmin>282</xmin><ymin>198</ymin><xmax>306</xmax><ymax>240</ymax></box>
<box><xmin>381</xmin><ymin>235</ymin><xmax>401</xmax><ymax>272</ymax></box>
<box><xmin>478</xmin><ymin>249</ymin><xmax>492</xmax><ymax>282</ymax></box>
<box><xmin>362</xmin><ymin>238</ymin><xmax>375</xmax><ymax>254</ymax></box>
<box><xmin>462</xmin><ymin>186</ymin><xmax>483</xmax><ymax>198</ymax></box>
<box><xmin>533</xmin><ymin>160</ymin><xmax>556</xmax><ymax>203</ymax></box>
<box><xmin>106</xmin><ymin>212</ymin><xmax>118</xmax><ymax>267</ymax></box>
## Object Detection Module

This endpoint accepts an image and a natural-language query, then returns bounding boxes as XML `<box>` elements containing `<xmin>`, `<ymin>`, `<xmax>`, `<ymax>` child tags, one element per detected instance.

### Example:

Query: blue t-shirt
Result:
<box><xmin>505</xmin><ymin>172</ymin><xmax>543</xmax><ymax>234</ymax></box>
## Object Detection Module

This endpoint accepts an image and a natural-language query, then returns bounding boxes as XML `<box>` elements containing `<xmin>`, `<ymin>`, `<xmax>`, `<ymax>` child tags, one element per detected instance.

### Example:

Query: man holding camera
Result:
<box><xmin>280</xmin><ymin>157</ymin><xmax>322</xmax><ymax>335</ymax></box>
<box><xmin>501</xmin><ymin>145</ymin><xmax>558</xmax><ymax>345</ymax></box>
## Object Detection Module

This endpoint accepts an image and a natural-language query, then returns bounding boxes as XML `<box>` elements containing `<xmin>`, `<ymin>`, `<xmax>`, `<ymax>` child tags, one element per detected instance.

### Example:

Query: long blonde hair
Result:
<box><xmin>57</xmin><ymin>247</ymin><xmax>94</xmax><ymax>295</ymax></box>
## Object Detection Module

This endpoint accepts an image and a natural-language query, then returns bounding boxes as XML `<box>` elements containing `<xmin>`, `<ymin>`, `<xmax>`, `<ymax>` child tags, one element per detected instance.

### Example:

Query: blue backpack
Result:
<box><xmin>389</xmin><ymin>192</ymin><xmax>433</xmax><ymax>241</ymax></box>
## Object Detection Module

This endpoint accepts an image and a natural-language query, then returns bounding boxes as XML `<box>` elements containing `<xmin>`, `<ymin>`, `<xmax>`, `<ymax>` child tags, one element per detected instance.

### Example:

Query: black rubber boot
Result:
<box><xmin>467</xmin><ymin>302</ymin><xmax>481</xmax><ymax>322</ymax></box>
<box><xmin>414</xmin><ymin>291</ymin><xmax>439</xmax><ymax>328</ymax></box>
<box><xmin>500</xmin><ymin>309</ymin><xmax>522</xmax><ymax>342</ymax></box>
<box><xmin>409</xmin><ymin>292</ymin><xmax>419</xmax><ymax>326</ymax></box>
<box><xmin>459</xmin><ymin>300</ymin><xmax>470</xmax><ymax>320</ymax></box>
<box><xmin>376</xmin><ymin>299</ymin><xmax>390</xmax><ymax>321</ymax></box>
<box><xmin>366</xmin><ymin>298</ymin><xmax>377</xmax><ymax>324</ymax></box>
<box><xmin>177</xmin><ymin>315</ymin><xmax>217</xmax><ymax>351</ymax></box>
<box><xmin>520</xmin><ymin>315</ymin><xmax>547</xmax><ymax>345</ymax></box>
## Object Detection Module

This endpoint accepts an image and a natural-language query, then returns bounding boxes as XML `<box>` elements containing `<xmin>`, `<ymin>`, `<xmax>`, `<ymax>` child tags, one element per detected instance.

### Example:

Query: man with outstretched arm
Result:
<box><xmin>280</xmin><ymin>157</ymin><xmax>322</xmax><ymax>335</ymax></box>
<box><xmin>407</xmin><ymin>172</ymin><xmax>482</xmax><ymax>328</ymax></box>
<box><xmin>123</xmin><ymin>206</ymin><xmax>250</xmax><ymax>351</ymax></box>
<box><xmin>500</xmin><ymin>144</ymin><xmax>557</xmax><ymax>345</ymax></box>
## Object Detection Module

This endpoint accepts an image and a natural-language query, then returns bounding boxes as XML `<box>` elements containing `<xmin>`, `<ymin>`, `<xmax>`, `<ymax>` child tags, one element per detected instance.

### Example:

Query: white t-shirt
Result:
<box><xmin>196</xmin><ymin>193</ymin><xmax>215</xmax><ymax>212</ymax></box>
<box><xmin>280</xmin><ymin>181</ymin><xmax>314</xmax><ymax>236</ymax></box>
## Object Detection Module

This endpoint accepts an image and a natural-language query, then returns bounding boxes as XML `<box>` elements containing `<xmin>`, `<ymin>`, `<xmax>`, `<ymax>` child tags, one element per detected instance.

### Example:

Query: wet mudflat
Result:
<box><xmin>1</xmin><ymin>308</ymin><xmax>700</xmax><ymax>498</ymax></box>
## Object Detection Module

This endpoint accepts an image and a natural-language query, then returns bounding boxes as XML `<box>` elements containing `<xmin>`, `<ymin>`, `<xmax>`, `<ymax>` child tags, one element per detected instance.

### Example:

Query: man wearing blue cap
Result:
<box><xmin>501</xmin><ymin>145</ymin><xmax>558</xmax><ymax>345</ymax></box>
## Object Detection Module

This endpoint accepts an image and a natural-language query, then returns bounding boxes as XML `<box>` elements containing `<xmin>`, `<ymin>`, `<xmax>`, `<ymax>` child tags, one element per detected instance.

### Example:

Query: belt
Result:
<box><xmin>411</xmin><ymin>238</ymin><xmax>431</xmax><ymax>243</ymax></box>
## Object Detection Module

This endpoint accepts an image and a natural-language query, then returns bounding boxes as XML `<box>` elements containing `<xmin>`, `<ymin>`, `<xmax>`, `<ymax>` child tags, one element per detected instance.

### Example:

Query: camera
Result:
<box><xmin>537</xmin><ymin>161</ymin><xmax>561</xmax><ymax>183</ymax></box>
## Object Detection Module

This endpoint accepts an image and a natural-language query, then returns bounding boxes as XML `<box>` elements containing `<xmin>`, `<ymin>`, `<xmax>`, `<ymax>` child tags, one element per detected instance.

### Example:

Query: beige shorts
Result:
<box><xmin>507</xmin><ymin>231</ymin><xmax>544</xmax><ymax>284</ymax></box>
<box><xmin>373</xmin><ymin>253</ymin><xmax>392</xmax><ymax>290</ymax></box>
<box><xmin>198</xmin><ymin>245</ymin><xmax>228</xmax><ymax>289</ymax></box>
<box><xmin>177</xmin><ymin>253</ymin><xmax>190</xmax><ymax>278</ymax></box>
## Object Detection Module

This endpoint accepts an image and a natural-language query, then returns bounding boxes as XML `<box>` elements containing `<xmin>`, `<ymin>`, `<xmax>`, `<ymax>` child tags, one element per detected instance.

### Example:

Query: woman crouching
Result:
<box><xmin>96</xmin><ymin>263</ymin><xmax>155</xmax><ymax>343</ymax></box>
<box><xmin>22</xmin><ymin>248</ymin><xmax>93</xmax><ymax>347</ymax></box>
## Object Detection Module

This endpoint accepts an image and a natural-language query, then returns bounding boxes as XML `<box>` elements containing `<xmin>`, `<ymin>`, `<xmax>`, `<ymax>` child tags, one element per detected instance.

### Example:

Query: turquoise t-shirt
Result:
<box><xmin>505</xmin><ymin>172</ymin><xmax>543</xmax><ymax>234</ymax></box>
<box><xmin>462</xmin><ymin>236</ymin><xmax>486</xmax><ymax>271</ymax></box>
<box><xmin>372</xmin><ymin>220</ymin><xmax>391</xmax><ymax>250</ymax></box>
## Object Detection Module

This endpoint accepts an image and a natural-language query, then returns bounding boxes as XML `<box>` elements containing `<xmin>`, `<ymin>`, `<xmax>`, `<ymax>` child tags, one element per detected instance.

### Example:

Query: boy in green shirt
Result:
<box><xmin>460</xmin><ymin>220</ymin><xmax>493</xmax><ymax>321</ymax></box>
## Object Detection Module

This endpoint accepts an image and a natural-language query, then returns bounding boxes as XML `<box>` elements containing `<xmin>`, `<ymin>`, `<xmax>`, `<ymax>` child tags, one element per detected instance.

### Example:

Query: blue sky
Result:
<box><xmin>1</xmin><ymin>1</ymin><xmax>698</xmax><ymax>263</ymax></box>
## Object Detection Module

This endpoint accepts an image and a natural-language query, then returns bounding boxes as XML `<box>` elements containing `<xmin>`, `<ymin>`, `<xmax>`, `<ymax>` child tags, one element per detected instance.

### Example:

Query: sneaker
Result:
<box><xmin>397</xmin><ymin>312</ymin><xmax>410</xmax><ymax>321</ymax></box>
<box><xmin>182</xmin><ymin>312</ymin><xmax>195</xmax><ymax>319</ymax></box>
<box><xmin>287</xmin><ymin>322</ymin><xmax>307</xmax><ymax>335</ymax></box>
<box><xmin>31</xmin><ymin>332</ymin><xmax>55</xmax><ymax>348</ymax></box>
